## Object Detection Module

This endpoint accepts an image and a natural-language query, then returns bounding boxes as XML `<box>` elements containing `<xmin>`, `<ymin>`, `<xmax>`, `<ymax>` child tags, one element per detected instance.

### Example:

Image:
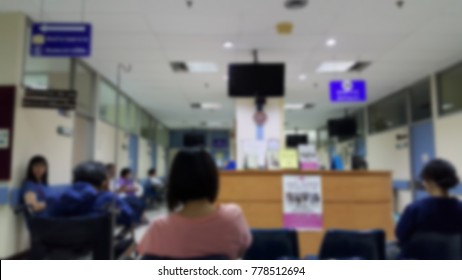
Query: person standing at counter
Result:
<box><xmin>138</xmin><ymin>149</ymin><xmax>252</xmax><ymax>259</ymax></box>
<box><xmin>396</xmin><ymin>159</ymin><xmax>462</xmax><ymax>247</ymax></box>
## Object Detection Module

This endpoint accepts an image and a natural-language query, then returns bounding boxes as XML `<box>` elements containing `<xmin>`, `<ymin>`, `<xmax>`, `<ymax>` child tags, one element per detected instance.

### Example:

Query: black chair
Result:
<box><xmin>401</xmin><ymin>232</ymin><xmax>462</xmax><ymax>260</ymax></box>
<box><xmin>141</xmin><ymin>255</ymin><xmax>229</xmax><ymax>260</ymax></box>
<box><xmin>319</xmin><ymin>229</ymin><xmax>386</xmax><ymax>260</ymax></box>
<box><xmin>28</xmin><ymin>214</ymin><xmax>113</xmax><ymax>260</ymax></box>
<box><xmin>244</xmin><ymin>229</ymin><xmax>299</xmax><ymax>260</ymax></box>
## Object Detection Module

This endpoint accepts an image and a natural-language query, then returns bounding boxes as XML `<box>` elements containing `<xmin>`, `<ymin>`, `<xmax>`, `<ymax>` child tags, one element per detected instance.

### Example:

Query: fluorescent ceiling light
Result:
<box><xmin>223</xmin><ymin>41</ymin><xmax>234</xmax><ymax>49</ymax></box>
<box><xmin>206</xmin><ymin>121</ymin><xmax>223</xmax><ymax>127</ymax></box>
<box><xmin>298</xmin><ymin>74</ymin><xmax>307</xmax><ymax>81</ymax></box>
<box><xmin>186</xmin><ymin>62</ymin><xmax>218</xmax><ymax>73</ymax></box>
<box><xmin>192</xmin><ymin>102</ymin><xmax>222</xmax><ymax>110</ymax></box>
<box><xmin>285</xmin><ymin>103</ymin><xmax>309</xmax><ymax>110</ymax></box>
<box><xmin>326</xmin><ymin>38</ymin><xmax>337</xmax><ymax>47</ymax></box>
<box><xmin>316</xmin><ymin>61</ymin><xmax>355</xmax><ymax>73</ymax></box>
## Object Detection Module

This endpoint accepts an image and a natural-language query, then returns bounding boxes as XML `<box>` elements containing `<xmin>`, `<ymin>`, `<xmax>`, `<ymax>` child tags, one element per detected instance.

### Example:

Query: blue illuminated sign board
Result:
<box><xmin>30</xmin><ymin>22</ymin><xmax>92</xmax><ymax>57</ymax></box>
<box><xmin>330</xmin><ymin>80</ymin><xmax>367</xmax><ymax>103</ymax></box>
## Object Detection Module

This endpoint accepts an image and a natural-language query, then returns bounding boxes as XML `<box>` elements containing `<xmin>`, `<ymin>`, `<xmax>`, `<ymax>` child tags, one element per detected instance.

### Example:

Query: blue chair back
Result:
<box><xmin>402</xmin><ymin>232</ymin><xmax>462</xmax><ymax>260</ymax></box>
<box><xmin>319</xmin><ymin>229</ymin><xmax>385</xmax><ymax>260</ymax></box>
<box><xmin>244</xmin><ymin>229</ymin><xmax>299</xmax><ymax>260</ymax></box>
<box><xmin>141</xmin><ymin>255</ymin><xmax>229</xmax><ymax>260</ymax></box>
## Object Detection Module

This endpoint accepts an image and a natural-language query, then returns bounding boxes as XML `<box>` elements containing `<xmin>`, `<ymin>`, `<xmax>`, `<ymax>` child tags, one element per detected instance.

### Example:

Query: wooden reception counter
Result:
<box><xmin>218</xmin><ymin>170</ymin><xmax>394</xmax><ymax>257</ymax></box>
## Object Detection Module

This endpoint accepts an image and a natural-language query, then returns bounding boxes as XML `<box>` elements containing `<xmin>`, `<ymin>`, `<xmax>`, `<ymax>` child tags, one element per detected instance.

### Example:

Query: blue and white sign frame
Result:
<box><xmin>330</xmin><ymin>80</ymin><xmax>367</xmax><ymax>103</ymax></box>
<box><xmin>30</xmin><ymin>22</ymin><xmax>92</xmax><ymax>57</ymax></box>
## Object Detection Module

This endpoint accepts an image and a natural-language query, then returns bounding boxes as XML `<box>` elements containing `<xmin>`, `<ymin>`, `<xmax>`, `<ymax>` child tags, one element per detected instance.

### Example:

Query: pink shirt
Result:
<box><xmin>138</xmin><ymin>204</ymin><xmax>252</xmax><ymax>259</ymax></box>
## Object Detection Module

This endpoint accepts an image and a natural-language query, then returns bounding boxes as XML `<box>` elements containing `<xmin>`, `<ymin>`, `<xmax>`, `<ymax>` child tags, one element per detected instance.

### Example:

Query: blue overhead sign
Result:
<box><xmin>30</xmin><ymin>22</ymin><xmax>92</xmax><ymax>57</ymax></box>
<box><xmin>330</xmin><ymin>80</ymin><xmax>367</xmax><ymax>103</ymax></box>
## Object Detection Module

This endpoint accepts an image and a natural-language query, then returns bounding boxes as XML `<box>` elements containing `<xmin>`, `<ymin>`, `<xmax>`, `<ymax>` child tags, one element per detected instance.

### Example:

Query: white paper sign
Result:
<box><xmin>298</xmin><ymin>145</ymin><xmax>320</xmax><ymax>170</ymax></box>
<box><xmin>283</xmin><ymin>175</ymin><xmax>323</xmax><ymax>230</ymax></box>
<box><xmin>0</xmin><ymin>129</ymin><xmax>10</xmax><ymax>150</ymax></box>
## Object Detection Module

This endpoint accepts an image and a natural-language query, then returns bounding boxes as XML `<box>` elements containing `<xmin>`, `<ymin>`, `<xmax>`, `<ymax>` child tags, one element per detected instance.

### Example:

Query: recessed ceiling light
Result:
<box><xmin>285</xmin><ymin>103</ymin><xmax>313</xmax><ymax>110</ymax></box>
<box><xmin>191</xmin><ymin>102</ymin><xmax>222</xmax><ymax>110</ymax></box>
<box><xmin>223</xmin><ymin>41</ymin><xmax>234</xmax><ymax>49</ymax></box>
<box><xmin>298</xmin><ymin>74</ymin><xmax>307</xmax><ymax>81</ymax></box>
<box><xmin>326</xmin><ymin>38</ymin><xmax>337</xmax><ymax>47</ymax></box>
<box><xmin>316</xmin><ymin>61</ymin><xmax>355</xmax><ymax>73</ymax></box>
<box><xmin>186</xmin><ymin>62</ymin><xmax>218</xmax><ymax>73</ymax></box>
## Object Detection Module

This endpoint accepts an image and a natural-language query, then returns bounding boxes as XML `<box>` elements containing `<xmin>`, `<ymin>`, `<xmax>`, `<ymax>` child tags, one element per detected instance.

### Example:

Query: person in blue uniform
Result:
<box><xmin>396</xmin><ymin>159</ymin><xmax>462</xmax><ymax>248</ymax></box>
<box><xmin>54</xmin><ymin>161</ymin><xmax>139</xmax><ymax>227</ymax></box>
<box><xmin>21</xmin><ymin>155</ymin><xmax>55</xmax><ymax>217</ymax></box>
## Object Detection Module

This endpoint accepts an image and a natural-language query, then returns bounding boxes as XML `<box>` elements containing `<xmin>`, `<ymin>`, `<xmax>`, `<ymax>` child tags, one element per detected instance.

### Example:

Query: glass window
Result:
<box><xmin>140</xmin><ymin>111</ymin><xmax>150</xmax><ymax>139</ymax></box>
<box><xmin>74</xmin><ymin>62</ymin><xmax>95</xmax><ymax>116</ymax></box>
<box><xmin>438</xmin><ymin>63</ymin><xmax>462</xmax><ymax>115</ymax></box>
<box><xmin>354</xmin><ymin>109</ymin><xmax>366</xmax><ymax>137</ymax></box>
<box><xmin>410</xmin><ymin>79</ymin><xmax>432</xmax><ymax>122</ymax></box>
<box><xmin>98</xmin><ymin>80</ymin><xmax>118</xmax><ymax>124</ymax></box>
<box><xmin>118</xmin><ymin>95</ymin><xmax>129</xmax><ymax>130</ymax></box>
<box><xmin>127</xmin><ymin>101</ymin><xmax>139</xmax><ymax>134</ymax></box>
<box><xmin>368</xmin><ymin>91</ymin><xmax>408</xmax><ymax>134</ymax></box>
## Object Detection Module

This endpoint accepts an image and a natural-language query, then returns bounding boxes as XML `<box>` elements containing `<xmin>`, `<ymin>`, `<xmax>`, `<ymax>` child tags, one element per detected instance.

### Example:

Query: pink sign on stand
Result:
<box><xmin>282</xmin><ymin>175</ymin><xmax>323</xmax><ymax>230</ymax></box>
<box><xmin>298</xmin><ymin>145</ymin><xmax>320</xmax><ymax>171</ymax></box>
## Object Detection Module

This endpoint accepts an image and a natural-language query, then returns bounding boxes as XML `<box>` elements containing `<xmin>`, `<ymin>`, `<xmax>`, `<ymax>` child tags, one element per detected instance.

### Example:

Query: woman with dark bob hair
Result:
<box><xmin>138</xmin><ymin>149</ymin><xmax>252</xmax><ymax>259</ymax></box>
<box><xmin>396</xmin><ymin>159</ymin><xmax>462</xmax><ymax>246</ymax></box>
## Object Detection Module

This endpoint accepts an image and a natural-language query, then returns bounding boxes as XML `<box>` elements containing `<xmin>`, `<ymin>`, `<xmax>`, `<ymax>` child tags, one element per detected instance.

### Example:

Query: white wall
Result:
<box><xmin>367</xmin><ymin>127</ymin><xmax>411</xmax><ymax>181</ymax></box>
<box><xmin>435</xmin><ymin>112</ymin><xmax>462</xmax><ymax>172</ymax></box>
<box><xmin>94</xmin><ymin>120</ymin><xmax>117</xmax><ymax>164</ymax></box>
<box><xmin>0</xmin><ymin>13</ymin><xmax>75</xmax><ymax>257</ymax></box>
<box><xmin>235</xmin><ymin>98</ymin><xmax>285</xmax><ymax>169</ymax></box>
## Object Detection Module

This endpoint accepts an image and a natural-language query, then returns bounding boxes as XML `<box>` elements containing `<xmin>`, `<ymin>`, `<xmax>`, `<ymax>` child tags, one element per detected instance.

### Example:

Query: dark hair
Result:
<box><xmin>148</xmin><ymin>168</ymin><xmax>156</xmax><ymax>176</ymax></box>
<box><xmin>73</xmin><ymin>161</ymin><xmax>108</xmax><ymax>188</ymax></box>
<box><xmin>167</xmin><ymin>149</ymin><xmax>218</xmax><ymax>211</ymax></box>
<box><xmin>420</xmin><ymin>159</ymin><xmax>460</xmax><ymax>190</ymax></box>
<box><xmin>106</xmin><ymin>163</ymin><xmax>115</xmax><ymax>171</ymax></box>
<box><xmin>120</xmin><ymin>168</ymin><xmax>131</xmax><ymax>178</ymax></box>
<box><xmin>26</xmin><ymin>155</ymin><xmax>48</xmax><ymax>185</ymax></box>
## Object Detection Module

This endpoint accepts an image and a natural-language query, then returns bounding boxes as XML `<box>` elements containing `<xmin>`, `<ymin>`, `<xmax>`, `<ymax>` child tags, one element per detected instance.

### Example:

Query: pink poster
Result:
<box><xmin>283</xmin><ymin>175</ymin><xmax>323</xmax><ymax>230</ymax></box>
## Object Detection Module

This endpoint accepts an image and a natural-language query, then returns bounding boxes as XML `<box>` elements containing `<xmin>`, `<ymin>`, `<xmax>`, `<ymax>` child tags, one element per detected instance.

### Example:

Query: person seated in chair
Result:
<box><xmin>54</xmin><ymin>161</ymin><xmax>139</xmax><ymax>227</ymax></box>
<box><xmin>396</xmin><ymin>159</ymin><xmax>462</xmax><ymax>248</ymax></box>
<box><xmin>116</xmin><ymin>168</ymin><xmax>148</xmax><ymax>224</ymax></box>
<box><xmin>20</xmin><ymin>155</ymin><xmax>57</xmax><ymax>217</ymax></box>
<box><xmin>138</xmin><ymin>149</ymin><xmax>252</xmax><ymax>259</ymax></box>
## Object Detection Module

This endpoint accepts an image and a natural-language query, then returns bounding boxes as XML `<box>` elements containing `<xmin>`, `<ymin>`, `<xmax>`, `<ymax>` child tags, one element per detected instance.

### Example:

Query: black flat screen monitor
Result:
<box><xmin>286</xmin><ymin>134</ymin><xmax>308</xmax><ymax>148</ymax></box>
<box><xmin>228</xmin><ymin>63</ymin><xmax>285</xmax><ymax>97</ymax></box>
<box><xmin>327</xmin><ymin>118</ymin><xmax>357</xmax><ymax>138</ymax></box>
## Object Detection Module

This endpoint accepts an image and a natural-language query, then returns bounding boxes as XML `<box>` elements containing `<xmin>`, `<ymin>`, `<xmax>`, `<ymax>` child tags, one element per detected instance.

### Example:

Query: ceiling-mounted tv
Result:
<box><xmin>327</xmin><ymin>118</ymin><xmax>357</xmax><ymax>139</ymax></box>
<box><xmin>286</xmin><ymin>134</ymin><xmax>308</xmax><ymax>148</ymax></box>
<box><xmin>228</xmin><ymin>63</ymin><xmax>285</xmax><ymax>97</ymax></box>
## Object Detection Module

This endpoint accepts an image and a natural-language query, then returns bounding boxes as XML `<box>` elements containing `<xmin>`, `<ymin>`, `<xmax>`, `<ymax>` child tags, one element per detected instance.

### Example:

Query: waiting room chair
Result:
<box><xmin>401</xmin><ymin>232</ymin><xmax>462</xmax><ymax>260</ymax></box>
<box><xmin>318</xmin><ymin>229</ymin><xmax>386</xmax><ymax>260</ymax></box>
<box><xmin>28</xmin><ymin>213</ymin><xmax>113</xmax><ymax>259</ymax></box>
<box><xmin>244</xmin><ymin>229</ymin><xmax>299</xmax><ymax>260</ymax></box>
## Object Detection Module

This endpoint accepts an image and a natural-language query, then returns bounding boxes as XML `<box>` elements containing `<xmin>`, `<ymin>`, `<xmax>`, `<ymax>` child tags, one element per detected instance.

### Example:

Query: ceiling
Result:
<box><xmin>2</xmin><ymin>0</ymin><xmax>462</xmax><ymax>130</ymax></box>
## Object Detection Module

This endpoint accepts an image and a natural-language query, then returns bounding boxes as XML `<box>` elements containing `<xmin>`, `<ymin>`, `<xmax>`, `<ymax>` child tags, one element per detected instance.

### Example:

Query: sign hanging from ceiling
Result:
<box><xmin>330</xmin><ymin>80</ymin><xmax>367</xmax><ymax>103</ymax></box>
<box><xmin>30</xmin><ymin>22</ymin><xmax>92</xmax><ymax>57</ymax></box>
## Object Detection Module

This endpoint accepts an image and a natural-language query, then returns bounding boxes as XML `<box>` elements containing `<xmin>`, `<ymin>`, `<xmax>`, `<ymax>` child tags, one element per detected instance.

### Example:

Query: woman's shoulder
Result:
<box><xmin>218</xmin><ymin>203</ymin><xmax>244</xmax><ymax>218</ymax></box>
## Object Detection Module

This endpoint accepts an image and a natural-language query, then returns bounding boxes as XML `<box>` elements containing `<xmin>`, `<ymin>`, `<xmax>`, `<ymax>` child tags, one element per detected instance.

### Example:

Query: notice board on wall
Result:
<box><xmin>0</xmin><ymin>86</ymin><xmax>15</xmax><ymax>181</ymax></box>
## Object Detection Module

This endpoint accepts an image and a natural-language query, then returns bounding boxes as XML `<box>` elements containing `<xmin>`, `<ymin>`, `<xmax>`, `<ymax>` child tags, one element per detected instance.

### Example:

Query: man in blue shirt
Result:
<box><xmin>54</xmin><ymin>161</ymin><xmax>138</xmax><ymax>226</ymax></box>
